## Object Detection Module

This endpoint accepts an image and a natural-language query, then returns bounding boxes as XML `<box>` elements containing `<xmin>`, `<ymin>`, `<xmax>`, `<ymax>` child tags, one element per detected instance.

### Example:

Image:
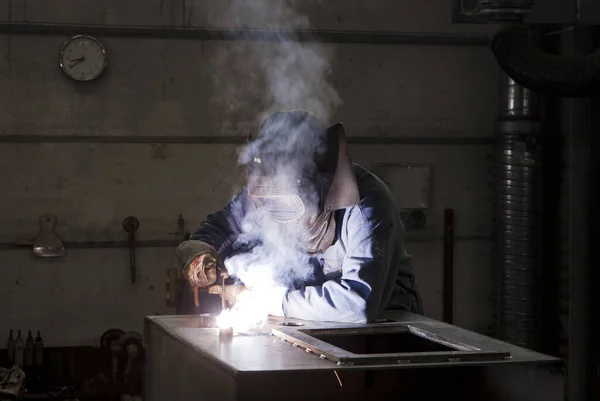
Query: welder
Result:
<box><xmin>176</xmin><ymin>110</ymin><xmax>423</xmax><ymax>323</ymax></box>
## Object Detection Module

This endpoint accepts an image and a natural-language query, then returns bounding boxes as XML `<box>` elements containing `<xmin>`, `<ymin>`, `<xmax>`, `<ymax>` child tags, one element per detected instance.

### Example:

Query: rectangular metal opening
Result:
<box><xmin>307</xmin><ymin>330</ymin><xmax>454</xmax><ymax>354</ymax></box>
<box><xmin>273</xmin><ymin>324</ymin><xmax>512</xmax><ymax>366</ymax></box>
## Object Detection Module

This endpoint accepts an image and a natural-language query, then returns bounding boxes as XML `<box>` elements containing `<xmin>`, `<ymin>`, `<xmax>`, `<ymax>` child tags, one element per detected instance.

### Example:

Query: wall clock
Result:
<box><xmin>59</xmin><ymin>35</ymin><xmax>108</xmax><ymax>82</ymax></box>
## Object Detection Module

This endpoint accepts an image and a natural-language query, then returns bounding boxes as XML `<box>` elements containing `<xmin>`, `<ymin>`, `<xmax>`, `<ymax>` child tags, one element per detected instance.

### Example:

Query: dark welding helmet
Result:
<box><xmin>245</xmin><ymin>111</ymin><xmax>359</xmax><ymax>226</ymax></box>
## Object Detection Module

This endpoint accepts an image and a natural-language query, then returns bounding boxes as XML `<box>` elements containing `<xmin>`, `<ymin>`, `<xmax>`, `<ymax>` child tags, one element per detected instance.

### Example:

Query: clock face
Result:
<box><xmin>59</xmin><ymin>35</ymin><xmax>107</xmax><ymax>82</ymax></box>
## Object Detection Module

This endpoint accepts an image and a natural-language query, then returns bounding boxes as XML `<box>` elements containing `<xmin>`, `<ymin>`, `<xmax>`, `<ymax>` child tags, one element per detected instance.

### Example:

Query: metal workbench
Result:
<box><xmin>144</xmin><ymin>311</ymin><xmax>564</xmax><ymax>401</ymax></box>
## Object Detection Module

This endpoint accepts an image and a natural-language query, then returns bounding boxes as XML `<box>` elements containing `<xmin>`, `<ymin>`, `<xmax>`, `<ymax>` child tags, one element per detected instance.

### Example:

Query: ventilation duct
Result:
<box><xmin>490</xmin><ymin>25</ymin><xmax>600</xmax><ymax>98</ymax></box>
<box><xmin>458</xmin><ymin>0</ymin><xmax>600</xmax><ymax>97</ymax></box>
<box><xmin>490</xmin><ymin>74</ymin><xmax>542</xmax><ymax>348</ymax></box>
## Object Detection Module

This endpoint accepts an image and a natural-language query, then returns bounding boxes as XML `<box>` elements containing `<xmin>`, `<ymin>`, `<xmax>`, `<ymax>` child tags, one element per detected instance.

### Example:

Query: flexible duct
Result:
<box><xmin>473</xmin><ymin>0</ymin><xmax>600</xmax><ymax>97</ymax></box>
<box><xmin>491</xmin><ymin>25</ymin><xmax>600</xmax><ymax>98</ymax></box>
<box><xmin>491</xmin><ymin>74</ymin><xmax>542</xmax><ymax>348</ymax></box>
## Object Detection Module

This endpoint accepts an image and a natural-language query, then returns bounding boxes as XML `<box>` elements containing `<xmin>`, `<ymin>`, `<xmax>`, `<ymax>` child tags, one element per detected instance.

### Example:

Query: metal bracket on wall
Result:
<box><xmin>168</xmin><ymin>214</ymin><xmax>190</xmax><ymax>243</ymax></box>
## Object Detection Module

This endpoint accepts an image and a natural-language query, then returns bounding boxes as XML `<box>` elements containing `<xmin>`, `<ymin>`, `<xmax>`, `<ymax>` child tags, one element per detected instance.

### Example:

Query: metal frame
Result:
<box><xmin>272</xmin><ymin>323</ymin><xmax>511</xmax><ymax>366</ymax></box>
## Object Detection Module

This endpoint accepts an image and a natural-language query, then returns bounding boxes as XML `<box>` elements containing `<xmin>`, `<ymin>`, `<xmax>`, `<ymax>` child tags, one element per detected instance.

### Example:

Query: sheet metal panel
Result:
<box><xmin>144</xmin><ymin>312</ymin><xmax>565</xmax><ymax>401</ymax></box>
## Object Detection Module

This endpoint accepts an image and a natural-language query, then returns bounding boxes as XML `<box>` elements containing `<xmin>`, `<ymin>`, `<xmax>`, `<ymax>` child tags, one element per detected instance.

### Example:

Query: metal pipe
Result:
<box><xmin>0</xmin><ymin>234</ymin><xmax>490</xmax><ymax>251</ymax></box>
<box><xmin>490</xmin><ymin>72</ymin><xmax>542</xmax><ymax>349</ymax></box>
<box><xmin>0</xmin><ymin>22</ymin><xmax>489</xmax><ymax>46</ymax></box>
<box><xmin>0</xmin><ymin>240</ymin><xmax>181</xmax><ymax>250</ymax></box>
<box><xmin>0</xmin><ymin>135</ymin><xmax>493</xmax><ymax>146</ymax></box>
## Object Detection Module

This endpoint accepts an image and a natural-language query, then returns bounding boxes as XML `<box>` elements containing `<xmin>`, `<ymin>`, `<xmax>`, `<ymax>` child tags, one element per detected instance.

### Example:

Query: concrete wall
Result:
<box><xmin>0</xmin><ymin>0</ymin><xmax>499</xmax><ymax>346</ymax></box>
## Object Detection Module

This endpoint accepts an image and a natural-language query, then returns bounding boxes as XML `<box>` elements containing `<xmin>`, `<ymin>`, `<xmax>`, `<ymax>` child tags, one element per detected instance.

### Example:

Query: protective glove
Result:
<box><xmin>176</xmin><ymin>240</ymin><xmax>224</xmax><ymax>288</ymax></box>
<box><xmin>176</xmin><ymin>240</ymin><xmax>229</xmax><ymax>308</ymax></box>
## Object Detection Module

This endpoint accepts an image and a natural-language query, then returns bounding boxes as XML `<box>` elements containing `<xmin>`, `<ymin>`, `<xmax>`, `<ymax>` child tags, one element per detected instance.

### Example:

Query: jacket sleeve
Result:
<box><xmin>176</xmin><ymin>190</ymin><xmax>248</xmax><ymax>270</ymax></box>
<box><xmin>282</xmin><ymin>200</ymin><xmax>397</xmax><ymax>324</ymax></box>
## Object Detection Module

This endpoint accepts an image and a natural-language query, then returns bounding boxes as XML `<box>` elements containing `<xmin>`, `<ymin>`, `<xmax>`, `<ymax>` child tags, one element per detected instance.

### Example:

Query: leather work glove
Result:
<box><xmin>176</xmin><ymin>240</ymin><xmax>225</xmax><ymax>288</ymax></box>
<box><xmin>208</xmin><ymin>284</ymin><xmax>247</xmax><ymax>309</ymax></box>
<box><xmin>176</xmin><ymin>240</ymin><xmax>228</xmax><ymax>308</ymax></box>
<box><xmin>185</xmin><ymin>252</ymin><xmax>221</xmax><ymax>288</ymax></box>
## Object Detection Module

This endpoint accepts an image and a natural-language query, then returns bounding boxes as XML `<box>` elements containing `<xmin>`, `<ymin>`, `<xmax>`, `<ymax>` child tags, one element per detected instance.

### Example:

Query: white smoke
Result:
<box><xmin>225</xmin><ymin>206</ymin><xmax>313</xmax><ymax>289</ymax></box>
<box><xmin>220</xmin><ymin>205</ymin><xmax>317</xmax><ymax>329</ymax></box>
<box><xmin>209</xmin><ymin>0</ymin><xmax>342</xmax><ymax>328</ymax></box>
<box><xmin>209</xmin><ymin>0</ymin><xmax>342</xmax><ymax>126</ymax></box>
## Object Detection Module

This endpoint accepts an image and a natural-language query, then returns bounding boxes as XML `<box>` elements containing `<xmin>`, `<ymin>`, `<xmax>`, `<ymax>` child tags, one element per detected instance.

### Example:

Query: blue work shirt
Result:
<box><xmin>190</xmin><ymin>164</ymin><xmax>423</xmax><ymax>323</ymax></box>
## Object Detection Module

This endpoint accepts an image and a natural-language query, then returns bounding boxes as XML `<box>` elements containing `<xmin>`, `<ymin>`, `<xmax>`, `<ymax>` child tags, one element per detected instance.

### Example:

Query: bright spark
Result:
<box><xmin>215</xmin><ymin>290</ymin><xmax>270</xmax><ymax>332</ymax></box>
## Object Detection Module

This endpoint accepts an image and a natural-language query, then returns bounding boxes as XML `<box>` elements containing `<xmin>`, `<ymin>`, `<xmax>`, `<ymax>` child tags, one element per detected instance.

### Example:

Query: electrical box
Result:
<box><xmin>451</xmin><ymin>0</ymin><xmax>580</xmax><ymax>25</ymax></box>
<box><xmin>372</xmin><ymin>163</ymin><xmax>432</xmax><ymax>210</ymax></box>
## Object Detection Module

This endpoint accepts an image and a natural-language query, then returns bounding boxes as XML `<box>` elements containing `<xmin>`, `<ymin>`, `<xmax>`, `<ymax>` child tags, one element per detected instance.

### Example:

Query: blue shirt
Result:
<box><xmin>190</xmin><ymin>164</ymin><xmax>422</xmax><ymax>323</ymax></box>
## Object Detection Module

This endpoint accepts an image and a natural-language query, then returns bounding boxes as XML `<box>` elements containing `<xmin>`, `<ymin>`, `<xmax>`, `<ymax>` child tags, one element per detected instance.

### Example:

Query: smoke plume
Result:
<box><xmin>226</xmin><ymin>113</ymin><xmax>329</xmax><ymax>304</ymax></box>
<box><xmin>209</xmin><ymin>0</ymin><xmax>342</xmax><ymax>127</ymax></box>
<box><xmin>210</xmin><ymin>0</ymin><xmax>342</xmax><ymax>326</ymax></box>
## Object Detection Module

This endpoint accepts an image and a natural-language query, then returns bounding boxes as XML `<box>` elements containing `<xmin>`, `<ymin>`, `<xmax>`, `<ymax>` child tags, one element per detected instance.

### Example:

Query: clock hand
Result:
<box><xmin>68</xmin><ymin>57</ymin><xmax>85</xmax><ymax>68</ymax></box>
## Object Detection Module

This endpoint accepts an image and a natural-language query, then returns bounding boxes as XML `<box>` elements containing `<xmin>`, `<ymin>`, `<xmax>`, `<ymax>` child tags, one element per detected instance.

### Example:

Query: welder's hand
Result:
<box><xmin>184</xmin><ymin>252</ymin><xmax>222</xmax><ymax>288</ymax></box>
<box><xmin>208</xmin><ymin>284</ymin><xmax>247</xmax><ymax>308</ymax></box>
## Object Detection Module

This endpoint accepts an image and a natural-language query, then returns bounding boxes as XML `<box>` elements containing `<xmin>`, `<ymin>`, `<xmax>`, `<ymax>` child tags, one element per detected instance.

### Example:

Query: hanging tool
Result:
<box><xmin>123</xmin><ymin>217</ymin><xmax>140</xmax><ymax>285</ymax></box>
<box><xmin>33</xmin><ymin>213</ymin><xmax>66</xmax><ymax>258</ymax></box>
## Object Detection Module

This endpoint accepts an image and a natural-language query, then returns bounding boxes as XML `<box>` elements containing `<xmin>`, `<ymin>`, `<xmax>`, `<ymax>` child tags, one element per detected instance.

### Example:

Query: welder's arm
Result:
<box><xmin>176</xmin><ymin>190</ymin><xmax>248</xmax><ymax>276</ymax></box>
<box><xmin>282</xmin><ymin>205</ymin><xmax>396</xmax><ymax>324</ymax></box>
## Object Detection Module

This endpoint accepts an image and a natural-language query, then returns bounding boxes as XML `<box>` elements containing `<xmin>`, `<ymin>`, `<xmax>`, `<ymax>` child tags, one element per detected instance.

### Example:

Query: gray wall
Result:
<box><xmin>0</xmin><ymin>0</ymin><xmax>499</xmax><ymax>346</ymax></box>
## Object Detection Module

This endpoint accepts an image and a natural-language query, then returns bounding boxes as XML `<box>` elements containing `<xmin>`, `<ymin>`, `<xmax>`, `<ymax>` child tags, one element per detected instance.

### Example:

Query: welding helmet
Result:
<box><xmin>244</xmin><ymin>110</ymin><xmax>360</xmax><ymax>252</ymax></box>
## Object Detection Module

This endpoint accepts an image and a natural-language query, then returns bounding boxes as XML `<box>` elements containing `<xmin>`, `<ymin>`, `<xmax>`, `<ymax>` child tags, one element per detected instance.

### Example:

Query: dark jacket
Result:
<box><xmin>179</xmin><ymin>164</ymin><xmax>423</xmax><ymax>323</ymax></box>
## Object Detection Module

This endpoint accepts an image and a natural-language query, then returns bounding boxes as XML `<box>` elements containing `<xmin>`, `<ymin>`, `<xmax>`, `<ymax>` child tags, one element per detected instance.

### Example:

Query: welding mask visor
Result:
<box><xmin>245</xmin><ymin>110</ymin><xmax>360</xmax><ymax>252</ymax></box>
<box><xmin>251</xmin><ymin>195</ymin><xmax>305</xmax><ymax>223</ymax></box>
<box><xmin>248</xmin><ymin>175</ymin><xmax>311</xmax><ymax>223</ymax></box>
